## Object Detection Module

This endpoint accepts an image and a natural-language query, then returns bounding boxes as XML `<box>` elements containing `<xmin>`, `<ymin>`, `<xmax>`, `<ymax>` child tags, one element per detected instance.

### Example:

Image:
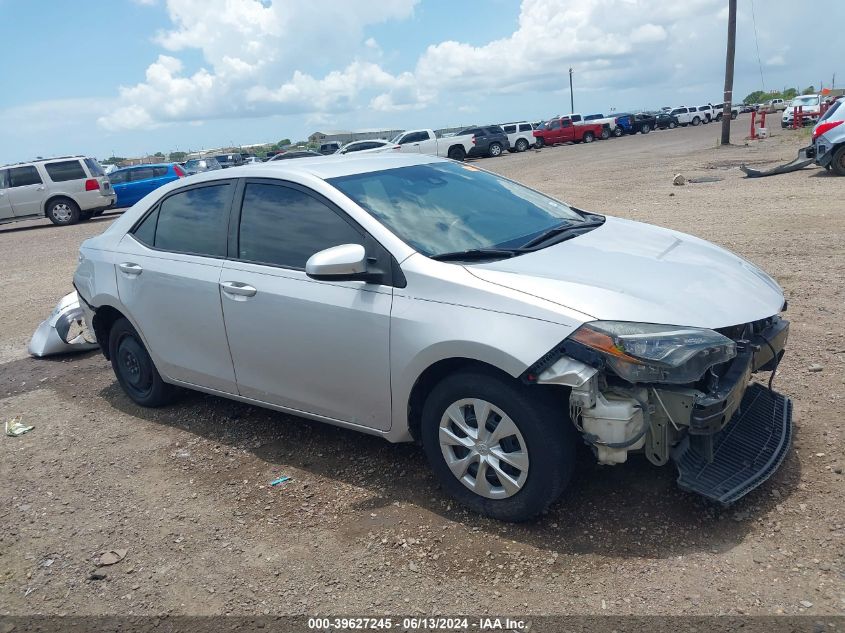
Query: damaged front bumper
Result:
<box><xmin>535</xmin><ymin>317</ymin><xmax>792</xmax><ymax>505</ymax></box>
<box><xmin>29</xmin><ymin>291</ymin><xmax>99</xmax><ymax>357</ymax></box>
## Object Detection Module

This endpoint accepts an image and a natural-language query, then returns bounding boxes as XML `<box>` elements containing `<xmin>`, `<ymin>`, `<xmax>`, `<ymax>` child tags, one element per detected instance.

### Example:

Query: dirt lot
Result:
<box><xmin>1</xmin><ymin>119</ymin><xmax>843</xmax><ymax>618</ymax></box>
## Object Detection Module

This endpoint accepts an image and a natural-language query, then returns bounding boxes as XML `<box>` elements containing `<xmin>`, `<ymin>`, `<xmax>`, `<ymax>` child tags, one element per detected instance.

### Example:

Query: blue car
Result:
<box><xmin>109</xmin><ymin>163</ymin><xmax>185</xmax><ymax>208</ymax></box>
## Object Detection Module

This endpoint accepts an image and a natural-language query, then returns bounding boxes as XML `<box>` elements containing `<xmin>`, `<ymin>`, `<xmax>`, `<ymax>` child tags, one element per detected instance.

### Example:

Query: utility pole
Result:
<box><xmin>569</xmin><ymin>68</ymin><xmax>574</xmax><ymax>114</ymax></box>
<box><xmin>721</xmin><ymin>0</ymin><xmax>737</xmax><ymax>145</ymax></box>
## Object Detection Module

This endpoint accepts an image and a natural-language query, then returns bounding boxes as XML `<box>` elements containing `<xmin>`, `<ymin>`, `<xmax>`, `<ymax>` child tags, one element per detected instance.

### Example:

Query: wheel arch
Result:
<box><xmin>43</xmin><ymin>194</ymin><xmax>77</xmax><ymax>217</ymax></box>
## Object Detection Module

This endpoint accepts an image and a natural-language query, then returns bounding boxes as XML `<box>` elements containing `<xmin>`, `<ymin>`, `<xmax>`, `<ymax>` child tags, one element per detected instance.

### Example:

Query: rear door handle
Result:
<box><xmin>220</xmin><ymin>281</ymin><xmax>257</xmax><ymax>298</ymax></box>
<box><xmin>118</xmin><ymin>262</ymin><xmax>143</xmax><ymax>276</ymax></box>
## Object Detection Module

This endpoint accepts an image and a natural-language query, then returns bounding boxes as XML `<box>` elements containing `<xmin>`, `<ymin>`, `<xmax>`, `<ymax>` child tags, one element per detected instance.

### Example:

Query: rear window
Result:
<box><xmin>84</xmin><ymin>158</ymin><xmax>105</xmax><ymax>177</ymax></box>
<box><xmin>131</xmin><ymin>167</ymin><xmax>155</xmax><ymax>181</ymax></box>
<box><xmin>153</xmin><ymin>166</ymin><xmax>169</xmax><ymax>177</ymax></box>
<box><xmin>44</xmin><ymin>160</ymin><xmax>86</xmax><ymax>182</ymax></box>
<box><xmin>519</xmin><ymin>123</ymin><xmax>532</xmax><ymax>132</ymax></box>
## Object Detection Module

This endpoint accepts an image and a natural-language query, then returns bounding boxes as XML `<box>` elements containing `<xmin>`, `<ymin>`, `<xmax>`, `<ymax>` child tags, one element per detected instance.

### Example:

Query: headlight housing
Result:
<box><xmin>568</xmin><ymin>321</ymin><xmax>736</xmax><ymax>384</ymax></box>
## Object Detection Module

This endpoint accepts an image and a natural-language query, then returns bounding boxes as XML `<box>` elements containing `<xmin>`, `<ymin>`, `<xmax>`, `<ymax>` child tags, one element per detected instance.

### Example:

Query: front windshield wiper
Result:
<box><xmin>430</xmin><ymin>248</ymin><xmax>526</xmax><ymax>262</ymax></box>
<box><xmin>520</xmin><ymin>219</ymin><xmax>606</xmax><ymax>249</ymax></box>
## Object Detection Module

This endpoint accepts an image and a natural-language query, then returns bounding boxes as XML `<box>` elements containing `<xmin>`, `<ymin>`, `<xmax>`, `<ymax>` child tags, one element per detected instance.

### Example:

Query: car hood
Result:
<box><xmin>467</xmin><ymin>217</ymin><xmax>785</xmax><ymax>329</ymax></box>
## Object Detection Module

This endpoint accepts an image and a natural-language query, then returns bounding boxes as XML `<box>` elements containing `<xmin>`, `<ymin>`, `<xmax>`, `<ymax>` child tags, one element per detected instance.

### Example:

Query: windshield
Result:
<box><xmin>791</xmin><ymin>96</ymin><xmax>819</xmax><ymax>106</ymax></box>
<box><xmin>328</xmin><ymin>162</ymin><xmax>587</xmax><ymax>256</ymax></box>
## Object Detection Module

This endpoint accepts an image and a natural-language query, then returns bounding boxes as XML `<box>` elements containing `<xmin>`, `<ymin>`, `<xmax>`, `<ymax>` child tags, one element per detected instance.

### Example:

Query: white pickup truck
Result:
<box><xmin>391</xmin><ymin>129</ymin><xmax>475</xmax><ymax>161</ymax></box>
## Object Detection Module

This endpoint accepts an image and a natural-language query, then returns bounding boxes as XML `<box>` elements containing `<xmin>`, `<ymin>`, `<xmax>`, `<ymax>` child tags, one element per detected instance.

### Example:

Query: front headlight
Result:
<box><xmin>568</xmin><ymin>321</ymin><xmax>736</xmax><ymax>384</ymax></box>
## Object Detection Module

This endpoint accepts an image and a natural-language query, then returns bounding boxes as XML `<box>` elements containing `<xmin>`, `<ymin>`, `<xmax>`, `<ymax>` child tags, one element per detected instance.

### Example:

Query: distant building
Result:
<box><xmin>308</xmin><ymin>129</ymin><xmax>404</xmax><ymax>145</ymax></box>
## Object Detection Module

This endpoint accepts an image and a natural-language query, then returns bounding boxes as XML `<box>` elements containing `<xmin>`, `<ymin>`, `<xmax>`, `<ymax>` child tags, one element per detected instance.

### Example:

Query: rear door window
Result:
<box><xmin>8</xmin><ymin>166</ymin><xmax>42</xmax><ymax>187</ymax></box>
<box><xmin>138</xmin><ymin>183</ymin><xmax>233</xmax><ymax>257</ymax></box>
<box><xmin>0</xmin><ymin>170</ymin><xmax>8</xmax><ymax>189</ymax></box>
<box><xmin>519</xmin><ymin>123</ymin><xmax>532</xmax><ymax>132</ymax></box>
<box><xmin>110</xmin><ymin>170</ymin><xmax>129</xmax><ymax>184</ymax></box>
<box><xmin>44</xmin><ymin>160</ymin><xmax>86</xmax><ymax>182</ymax></box>
<box><xmin>152</xmin><ymin>166</ymin><xmax>169</xmax><ymax>177</ymax></box>
<box><xmin>503</xmin><ymin>125</ymin><xmax>516</xmax><ymax>134</ymax></box>
<box><xmin>237</xmin><ymin>183</ymin><xmax>362</xmax><ymax>269</ymax></box>
<box><xmin>131</xmin><ymin>167</ymin><xmax>155</xmax><ymax>182</ymax></box>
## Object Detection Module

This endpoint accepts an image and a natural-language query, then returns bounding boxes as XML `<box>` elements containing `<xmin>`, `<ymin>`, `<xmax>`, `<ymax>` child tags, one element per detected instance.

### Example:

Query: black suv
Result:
<box><xmin>215</xmin><ymin>153</ymin><xmax>245</xmax><ymax>169</ymax></box>
<box><xmin>455</xmin><ymin>125</ymin><xmax>511</xmax><ymax>158</ymax></box>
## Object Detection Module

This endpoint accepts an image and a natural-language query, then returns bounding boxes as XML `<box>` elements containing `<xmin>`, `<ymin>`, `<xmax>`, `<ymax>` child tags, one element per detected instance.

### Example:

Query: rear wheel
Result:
<box><xmin>109</xmin><ymin>318</ymin><xmax>177</xmax><ymax>407</ymax></box>
<box><xmin>668</xmin><ymin>121</ymin><xmax>677</xmax><ymax>129</ymax></box>
<box><xmin>731</xmin><ymin>111</ymin><xmax>738</xmax><ymax>120</ymax></box>
<box><xmin>600</xmin><ymin>127</ymin><xmax>610</xmax><ymax>140</ymax></box>
<box><xmin>488</xmin><ymin>142</ymin><xmax>503</xmax><ymax>157</ymax></box>
<box><xmin>692</xmin><ymin>116</ymin><xmax>701</xmax><ymax>126</ymax></box>
<box><xmin>46</xmin><ymin>198</ymin><xmax>80</xmax><ymax>226</ymax></box>
<box><xmin>582</xmin><ymin>132</ymin><xmax>595</xmax><ymax>143</ymax></box>
<box><xmin>515</xmin><ymin>138</ymin><xmax>529</xmax><ymax>152</ymax></box>
<box><xmin>832</xmin><ymin>146</ymin><xmax>845</xmax><ymax>177</ymax></box>
<box><xmin>612</xmin><ymin>126</ymin><xmax>624</xmax><ymax>137</ymax></box>
<box><xmin>640</xmin><ymin>123</ymin><xmax>650</xmax><ymax>134</ymax></box>
<box><xmin>447</xmin><ymin>146</ymin><xmax>466</xmax><ymax>162</ymax></box>
<box><xmin>421</xmin><ymin>370</ymin><xmax>576</xmax><ymax>522</ymax></box>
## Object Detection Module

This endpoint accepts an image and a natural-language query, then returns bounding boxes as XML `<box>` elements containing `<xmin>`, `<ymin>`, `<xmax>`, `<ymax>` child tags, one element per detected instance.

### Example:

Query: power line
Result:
<box><xmin>750</xmin><ymin>0</ymin><xmax>765</xmax><ymax>91</ymax></box>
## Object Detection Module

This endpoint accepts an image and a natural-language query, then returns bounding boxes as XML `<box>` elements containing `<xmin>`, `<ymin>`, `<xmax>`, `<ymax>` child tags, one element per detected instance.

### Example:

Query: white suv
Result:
<box><xmin>0</xmin><ymin>156</ymin><xmax>115</xmax><ymax>227</ymax></box>
<box><xmin>500</xmin><ymin>122</ymin><xmax>536</xmax><ymax>152</ymax></box>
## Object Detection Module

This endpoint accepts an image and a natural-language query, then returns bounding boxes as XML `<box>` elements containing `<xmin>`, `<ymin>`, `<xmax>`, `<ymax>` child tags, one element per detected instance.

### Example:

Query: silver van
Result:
<box><xmin>0</xmin><ymin>156</ymin><xmax>115</xmax><ymax>227</ymax></box>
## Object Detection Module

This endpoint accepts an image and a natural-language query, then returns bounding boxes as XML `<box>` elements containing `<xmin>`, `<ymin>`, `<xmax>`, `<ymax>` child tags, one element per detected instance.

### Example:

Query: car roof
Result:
<box><xmin>113</xmin><ymin>163</ymin><xmax>174</xmax><ymax>171</ymax></box>
<box><xmin>1</xmin><ymin>155</ymin><xmax>90</xmax><ymax>169</ymax></box>
<box><xmin>186</xmin><ymin>152</ymin><xmax>445</xmax><ymax>183</ymax></box>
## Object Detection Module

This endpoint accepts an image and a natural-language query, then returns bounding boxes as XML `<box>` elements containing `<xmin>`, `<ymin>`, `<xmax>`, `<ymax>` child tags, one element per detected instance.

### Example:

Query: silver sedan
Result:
<box><xmin>74</xmin><ymin>154</ymin><xmax>792</xmax><ymax>521</ymax></box>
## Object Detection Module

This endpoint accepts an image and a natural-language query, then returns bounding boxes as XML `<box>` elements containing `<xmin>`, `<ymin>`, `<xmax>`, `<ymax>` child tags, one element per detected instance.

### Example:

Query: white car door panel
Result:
<box><xmin>0</xmin><ymin>170</ymin><xmax>13</xmax><ymax>220</ymax></box>
<box><xmin>115</xmin><ymin>236</ymin><xmax>237</xmax><ymax>393</ymax></box>
<box><xmin>7</xmin><ymin>166</ymin><xmax>45</xmax><ymax>217</ymax></box>
<box><xmin>114</xmin><ymin>181</ymin><xmax>238</xmax><ymax>393</ymax></box>
<box><xmin>220</xmin><ymin>180</ymin><xmax>393</xmax><ymax>429</ymax></box>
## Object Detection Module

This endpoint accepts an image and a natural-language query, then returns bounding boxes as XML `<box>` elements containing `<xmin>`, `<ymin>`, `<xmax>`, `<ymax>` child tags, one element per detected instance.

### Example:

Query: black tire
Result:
<box><xmin>640</xmin><ymin>123</ymin><xmax>650</xmax><ymax>134</ymax></box>
<box><xmin>534</xmin><ymin>137</ymin><xmax>545</xmax><ymax>148</ymax></box>
<box><xmin>92</xmin><ymin>209</ymin><xmax>105</xmax><ymax>217</ymax></box>
<box><xmin>668</xmin><ymin>121</ymin><xmax>677</xmax><ymax>129</ymax></box>
<box><xmin>515</xmin><ymin>138</ymin><xmax>529</xmax><ymax>152</ymax></box>
<box><xmin>447</xmin><ymin>146</ymin><xmax>466</xmax><ymax>162</ymax></box>
<box><xmin>582</xmin><ymin>132</ymin><xmax>595</xmax><ymax>143</ymax></box>
<box><xmin>109</xmin><ymin>318</ymin><xmax>177</xmax><ymax>407</ymax></box>
<box><xmin>731</xmin><ymin>111</ymin><xmax>738</xmax><ymax>120</ymax></box>
<box><xmin>488</xmin><ymin>142</ymin><xmax>503</xmax><ymax>157</ymax></box>
<box><xmin>612</xmin><ymin>126</ymin><xmax>624</xmax><ymax>137</ymax></box>
<box><xmin>600</xmin><ymin>127</ymin><xmax>610</xmax><ymax>140</ymax></box>
<box><xmin>420</xmin><ymin>370</ymin><xmax>576</xmax><ymax>522</ymax></box>
<box><xmin>46</xmin><ymin>197</ymin><xmax>80</xmax><ymax>226</ymax></box>
<box><xmin>691</xmin><ymin>116</ymin><xmax>701</xmax><ymax>126</ymax></box>
<box><xmin>832</xmin><ymin>146</ymin><xmax>845</xmax><ymax>177</ymax></box>
<box><xmin>715</xmin><ymin>113</ymin><xmax>723</xmax><ymax>121</ymax></box>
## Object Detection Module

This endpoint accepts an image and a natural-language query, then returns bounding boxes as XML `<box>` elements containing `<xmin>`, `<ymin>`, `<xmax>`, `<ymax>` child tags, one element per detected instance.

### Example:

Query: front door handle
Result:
<box><xmin>118</xmin><ymin>262</ymin><xmax>143</xmax><ymax>276</ymax></box>
<box><xmin>220</xmin><ymin>281</ymin><xmax>257</xmax><ymax>298</ymax></box>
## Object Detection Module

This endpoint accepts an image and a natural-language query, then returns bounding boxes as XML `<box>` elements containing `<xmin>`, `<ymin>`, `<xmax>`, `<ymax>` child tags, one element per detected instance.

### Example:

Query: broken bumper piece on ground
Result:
<box><xmin>29</xmin><ymin>291</ymin><xmax>99</xmax><ymax>357</ymax></box>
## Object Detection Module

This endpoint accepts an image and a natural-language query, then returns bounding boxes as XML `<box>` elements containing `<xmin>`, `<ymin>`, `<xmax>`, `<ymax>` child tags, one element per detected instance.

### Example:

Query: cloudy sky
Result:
<box><xmin>0</xmin><ymin>0</ymin><xmax>839</xmax><ymax>162</ymax></box>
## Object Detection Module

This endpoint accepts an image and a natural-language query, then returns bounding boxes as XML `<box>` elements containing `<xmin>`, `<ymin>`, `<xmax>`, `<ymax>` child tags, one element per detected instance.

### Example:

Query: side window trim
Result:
<box><xmin>128</xmin><ymin>179</ymin><xmax>238</xmax><ymax>258</ymax></box>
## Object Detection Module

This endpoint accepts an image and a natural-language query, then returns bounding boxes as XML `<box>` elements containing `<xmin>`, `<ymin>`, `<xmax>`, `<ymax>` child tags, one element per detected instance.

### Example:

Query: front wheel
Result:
<box><xmin>582</xmin><ymin>132</ymin><xmax>595</xmax><ymax>143</ymax></box>
<box><xmin>640</xmin><ymin>123</ymin><xmax>650</xmax><ymax>134</ymax></box>
<box><xmin>421</xmin><ymin>370</ymin><xmax>575</xmax><ymax>522</ymax></box>
<box><xmin>109</xmin><ymin>318</ymin><xmax>178</xmax><ymax>407</ymax></box>
<box><xmin>488</xmin><ymin>142</ymin><xmax>503</xmax><ymax>157</ymax></box>
<box><xmin>600</xmin><ymin>127</ymin><xmax>610</xmax><ymax>140</ymax></box>
<box><xmin>668</xmin><ymin>121</ymin><xmax>677</xmax><ymax>129</ymax></box>
<box><xmin>534</xmin><ymin>137</ymin><xmax>545</xmax><ymax>148</ymax></box>
<box><xmin>731</xmin><ymin>112</ymin><xmax>738</xmax><ymax>120</ymax></box>
<box><xmin>612</xmin><ymin>126</ymin><xmax>624</xmax><ymax>137</ymax></box>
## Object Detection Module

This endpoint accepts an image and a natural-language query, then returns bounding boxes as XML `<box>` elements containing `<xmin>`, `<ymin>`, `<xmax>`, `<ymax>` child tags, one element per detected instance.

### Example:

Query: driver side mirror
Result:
<box><xmin>305</xmin><ymin>244</ymin><xmax>371</xmax><ymax>282</ymax></box>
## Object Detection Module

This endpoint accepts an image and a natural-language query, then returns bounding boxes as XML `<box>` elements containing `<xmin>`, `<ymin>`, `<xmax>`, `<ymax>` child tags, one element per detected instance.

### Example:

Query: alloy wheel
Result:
<box><xmin>52</xmin><ymin>203</ymin><xmax>73</xmax><ymax>223</ymax></box>
<box><xmin>438</xmin><ymin>398</ymin><xmax>529</xmax><ymax>499</ymax></box>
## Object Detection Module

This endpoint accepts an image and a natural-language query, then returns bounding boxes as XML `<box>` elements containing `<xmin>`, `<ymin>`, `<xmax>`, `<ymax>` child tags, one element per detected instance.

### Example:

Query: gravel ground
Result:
<box><xmin>1</xmin><ymin>118</ymin><xmax>843</xmax><ymax>618</ymax></box>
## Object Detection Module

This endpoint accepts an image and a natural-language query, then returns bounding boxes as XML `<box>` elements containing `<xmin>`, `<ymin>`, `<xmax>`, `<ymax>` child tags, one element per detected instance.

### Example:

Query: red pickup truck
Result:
<box><xmin>533</xmin><ymin>117</ymin><xmax>604</xmax><ymax>147</ymax></box>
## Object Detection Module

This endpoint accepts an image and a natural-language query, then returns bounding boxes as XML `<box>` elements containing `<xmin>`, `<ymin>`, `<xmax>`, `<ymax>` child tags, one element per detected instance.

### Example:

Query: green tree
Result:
<box><xmin>743</xmin><ymin>90</ymin><xmax>769</xmax><ymax>104</ymax></box>
<box><xmin>278</xmin><ymin>138</ymin><xmax>291</xmax><ymax>147</ymax></box>
<box><xmin>103</xmin><ymin>156</ymin><xmax>125</xmax><ymax>165</ymax></box>
<box><xmin>169</xmin><ymin>151</ymin><xmax>187</xmax><ymax>162</ymax></box>
<box><xmin>783</xmin><ymin>87</ymin><xmax>799</xmax><ymax>99</ymax></box>
<box><xmin>802</xmin><ymin>85</ymin><xmax>816</xmax><ymax>95</ymax></box>
<box><xmin>154</xmin><ymin>151</ymin><xmax>164</xmax><ymax>157</ymax></box>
